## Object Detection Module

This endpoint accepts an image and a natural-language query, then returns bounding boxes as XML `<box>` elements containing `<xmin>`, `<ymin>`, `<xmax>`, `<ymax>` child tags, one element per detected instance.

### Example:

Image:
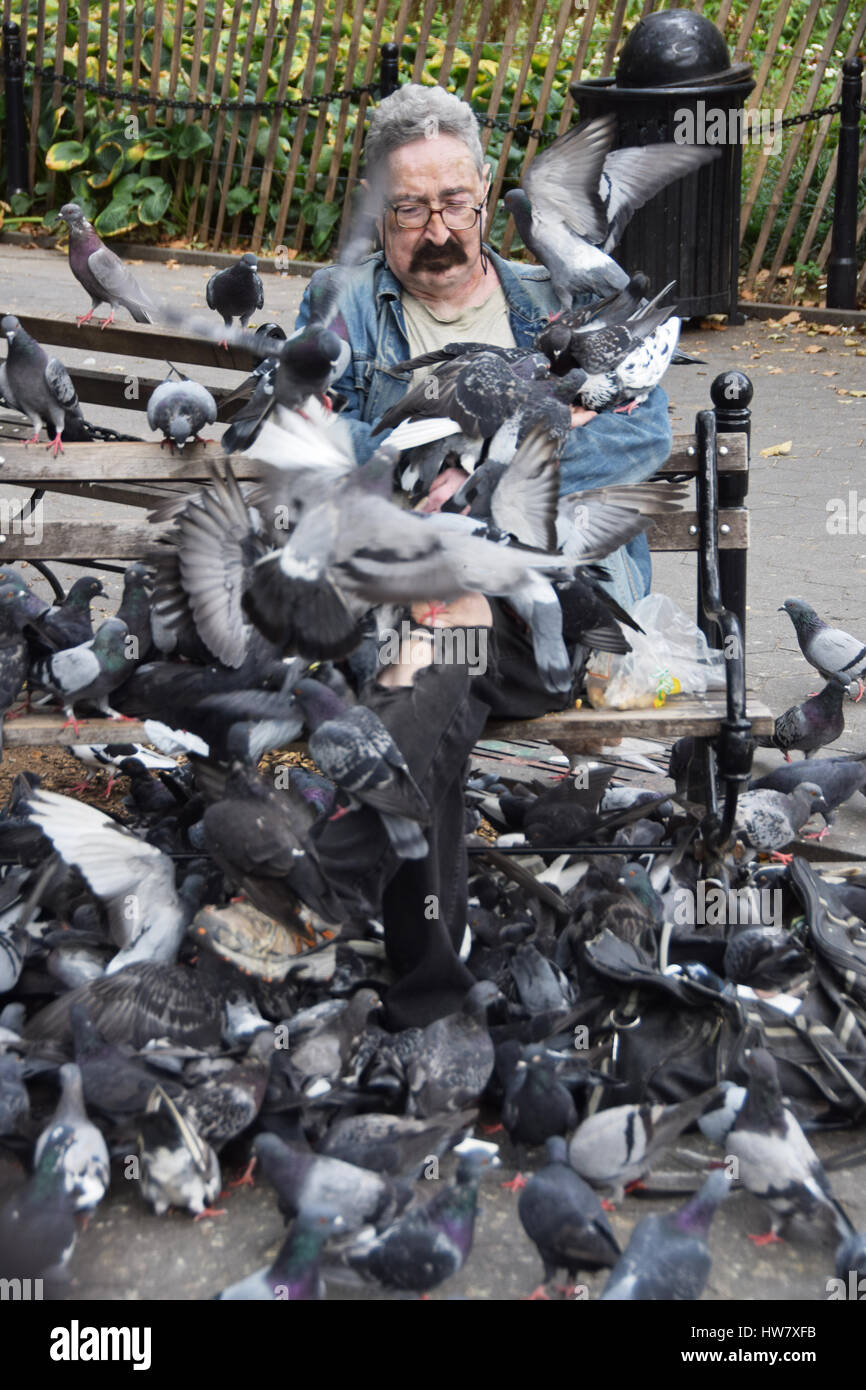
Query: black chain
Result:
<box><xmin>24</xmin><ymin>60</ymin><xmax>378</xmax><ymax>112</ymax></box>
<box><xmin>777</xmin><ymin>100</ymin><xmax>843</xmax><ymax>129</ymax></box>
<box><xmin>474</xmin><ymin>111</ymin><xmax>554</xmax><ymax>144</ymax></box>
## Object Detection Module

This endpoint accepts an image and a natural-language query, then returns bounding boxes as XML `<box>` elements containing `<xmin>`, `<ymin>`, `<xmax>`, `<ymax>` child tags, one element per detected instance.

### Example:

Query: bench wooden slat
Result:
<box><xmin>0</xmin><ymin>521</ymin><xmax>171</xmax><ymax>560</ymax></box>
<box><xmin>16</xmin><ymin>315</ymin><xmax>259</xmax><ymax>371</ymax></box>
<box><xmin>485</xmin><ymin>695</ymin><xmax>773</xmax><ymax>750</ymax></box>
<box><xmin>0</xmin><ymin>441</ymin><xmax>263</xmax><ymax>481</ymax></box>
<box><xmin>661</xmin><ymin>433</ymin><xmax>747</xmax><ymax>473</ymax></box>
<box><xmin>649</xmin><ymin>509</ymin><xmax>748</xmax><ymax>550</ymax></box>
<box><xmin>5</xmin><ymin>714</ymin><xmax>150</xmax><ymax>747</ymax></box>
<box><xmin>65</xmin><ymin>366</ymin><xmax>236</xmax><ymax>413</ymax></box>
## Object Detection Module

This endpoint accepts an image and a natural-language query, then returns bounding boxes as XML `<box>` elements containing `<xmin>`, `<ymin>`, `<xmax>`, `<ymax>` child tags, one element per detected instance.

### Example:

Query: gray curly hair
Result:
<box><xmin>364</xmin><ymin>83</ymin><xmax>485</xmax><ymax>189</ymax></box>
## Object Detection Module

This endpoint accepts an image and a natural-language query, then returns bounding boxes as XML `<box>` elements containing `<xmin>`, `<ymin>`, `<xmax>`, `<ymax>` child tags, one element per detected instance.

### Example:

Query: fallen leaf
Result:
<box><xmin>165</xmin><ymin>258</ymin><xmax>179</xmax><ymax>269</ymax></box>
<box><xmin>821</xmin><ymin>370</ymin><xmax>838</xmax><ymax>376</ymax></box>
<box><xmin>768</xmin><ymin>333</ymin><xmax>786</xmax><ymax>341</ymax></box>
<box><xmin>778</xmin><ymin>310</ymin><xmax>801</xmax><ymax>325</ymax></box>
<box><xmin>760</xmin><ymin>440</ymin><xmax>793</xmax><ymax>457</ymax></box>
<box><xmin>856</xmin><ymin>348</ymin><xmax>866</xmax><ymax>357</ymax></box>
<box><xmin>847</xmin><ymin>390</ymin><xmax>866</xmax><ymax>398</ymax></box>
<box><xmin>766</xmin><ymin>366</ymin><xmax>783</xmax><ymax>374</ymax></box>
<box><xmin>817</xmin><ymin>324</ymin><xmax>841</xmax><ymax>335</ymax></box>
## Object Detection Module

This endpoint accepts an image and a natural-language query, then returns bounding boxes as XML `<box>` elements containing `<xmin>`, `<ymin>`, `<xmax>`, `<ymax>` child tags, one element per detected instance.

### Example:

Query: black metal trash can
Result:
<box><xmin>571</xmin><ymin>10</ymin><xmax>755</xmax><ymax>320</ymax></box>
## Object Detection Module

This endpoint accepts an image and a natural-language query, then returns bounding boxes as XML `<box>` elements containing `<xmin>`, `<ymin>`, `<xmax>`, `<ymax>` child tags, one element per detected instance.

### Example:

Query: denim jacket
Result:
<box><xmin>295</xmin><ymin>248</ymin><xmax>673</xmax><ymax>605</ymax></box>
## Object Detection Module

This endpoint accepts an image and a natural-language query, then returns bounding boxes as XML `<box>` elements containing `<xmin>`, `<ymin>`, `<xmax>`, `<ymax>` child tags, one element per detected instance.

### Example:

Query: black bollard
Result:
<box><xmin>379</xmin><ymin>42</ymin><xmax>399</xmax><ymax>99</ymax></box>
<box><xmin>826</xmin><ymin>58</ymin><xmax>862</xmax><ymax>310</ymax></box>
<box><xmin>3</xmin><ymin>20</ymin><xmax>29</xmax><ymax>198</ymax></box>
<box><xmin>710</xmin><ymin>369</ymin><xmax>752</xmax><ymax>646</ymax></box>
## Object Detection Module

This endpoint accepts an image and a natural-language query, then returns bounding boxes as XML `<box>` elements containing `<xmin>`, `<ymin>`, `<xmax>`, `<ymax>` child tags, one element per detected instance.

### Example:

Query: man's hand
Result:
<box><xmin>570</xmin><ymin>405</ymin><xmax>598</xmax><ymax>428</ymax></box>
<box><xmin>417</xmin><ymin>465</ymin><xmax>470</xmax><ymax>514</ymax></box>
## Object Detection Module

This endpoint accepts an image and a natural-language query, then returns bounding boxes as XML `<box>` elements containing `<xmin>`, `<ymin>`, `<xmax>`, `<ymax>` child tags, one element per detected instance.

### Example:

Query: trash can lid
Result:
<box><xmin>616</xmin><ymin>9</ymin><xmax>746</xmax><ymax>88</ymax></box>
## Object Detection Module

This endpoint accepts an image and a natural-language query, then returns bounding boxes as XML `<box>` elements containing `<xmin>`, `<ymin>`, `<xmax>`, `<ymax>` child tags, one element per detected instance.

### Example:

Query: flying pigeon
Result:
<box><xmin>781</xmin><ymin>598</ymin><xmax>866</xmax><ymax>700</ymax></box>
<box><xmin>1</xmin><ymin>315</ymin><xmax>85</xmax><ymax>454</ymax></box>
<box><xmin>726</xmin><ymin>1048</ymin><xmax>855</xmax><ymax>1244</ymax></box>
<box><xmin>600</xmin><ymin>1169</ymin><xmax>730</xmax><ymax>1299</ymax></box>
<box><xmin>58</xmin><ymin>202</ymin><xmax>158</xmax><ymax>326</ymax></box>
<box><xmin>206</xmin><ymin>252</ymin><xmax>264</xmax><ymax>348</ymax></box>
<box><xmin>504</xmin><ymin>113</ymin><xmax>720</xmax><ymax>307</ymax></box>
<box><xmin>147</xmin><ymin>369</ymin><xmax>217</xmax><ymax>451</ymax></box>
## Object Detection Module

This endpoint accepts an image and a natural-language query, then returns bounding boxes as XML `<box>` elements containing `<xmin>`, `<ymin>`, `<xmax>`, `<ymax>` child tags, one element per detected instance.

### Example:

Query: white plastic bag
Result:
<box><xmin>586</xmin><ymin>594</ymin><xmax>727</xmax><ymax>710</ymax></box>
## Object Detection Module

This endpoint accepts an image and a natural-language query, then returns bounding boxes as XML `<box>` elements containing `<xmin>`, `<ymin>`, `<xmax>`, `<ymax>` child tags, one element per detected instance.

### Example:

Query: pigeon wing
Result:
<box><xmin>522</xmin><ymin>116</ymin><xmax>616</xmax><ymax>244</ymax></box>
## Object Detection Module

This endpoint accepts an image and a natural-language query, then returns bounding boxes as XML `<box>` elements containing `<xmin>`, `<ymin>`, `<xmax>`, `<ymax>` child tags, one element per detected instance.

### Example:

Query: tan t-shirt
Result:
<box><xmin>401</xmin><ymin>284</ymin><xmax>516</xmax><ymax>386</ymax></box>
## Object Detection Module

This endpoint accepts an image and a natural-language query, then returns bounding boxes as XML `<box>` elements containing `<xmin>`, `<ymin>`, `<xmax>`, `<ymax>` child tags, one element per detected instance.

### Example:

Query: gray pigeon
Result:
<box><xmin>750</xmin><ymin>755</ymin><xmax>866</xmax><ymax>825</ymax></box>
<box><xmin>781</xmin><ymin>598</ymin><xmax>866</xmax><ymax>699</ymax></box>
<box><xmin>406</xmin><ymin>980</ymin><xmax>500</xmax><ymax>1117</ymax></box>
<box><xmin>33</xmin><ymin>1062</ymin><xmax>110</xmax><ymax>1213</ymax></box>
<box><xmin>697</xmin><ymin>1081</ymin><xmax>747</xmax><ymax>1148</ymax></box>
<box><xmin>600</xmin><ymin>1169</ymin><xmax>730</xmax><ymax>1300</ymax></box>
<box><xmin>764</xmin><ymin>678</ymin><xmax>846</xmax><ymax>760</ymax></box>
<box><xmin>292</xmin><ymin>677</ymin><xmax>431</xmax><ymax>860</ymax></box>
<box><xmin>147</xmin><ymin>370</ymin><xmax>217</xmax><ymax>451</ymax></box>
<box><xmin>734</xmin><ymin>783</ymin><xmax>827</xmax><ymax>853</ymax></box>
<box><xmin>504</xmin><ymin>113</ymin><xmax>720</xmax><ymax>307</ymax></box>
<box><xmin>0</xmin><ymin>585</ymin><xmax>33</xmax><ymax>758</ymax></box>
<box><xmin>58</xmin><ymin>203</ymin><xmax>158</xmax><ymax>326</ymax></box>
<box><xmin>567</xmin><ymin>1086</ymin><xmax>722</xmax><ymax>1199</ymax></box>
<box><xmin>253</xmin><ymin>1132</ymin><xmax>405</xmax><ymax>1233</ymax></box>
<box><xmin>726</xmin><ymin>1048</ymin><xmax>855</xmax><ymax>1245</ymax></box>
<box><xmin>206</xmin><ymin>252</ymin><xmax>264</xmax><ymax>347</ymax></box>
<box><xmin>31</xmin><ymin>617</ymin><xmax>138</xmax><ymax>724</ymax></box>
<box><xmin>1</xmin><ymin>315</ymin><xmax>85</xmax><ymax>454</ymax></box>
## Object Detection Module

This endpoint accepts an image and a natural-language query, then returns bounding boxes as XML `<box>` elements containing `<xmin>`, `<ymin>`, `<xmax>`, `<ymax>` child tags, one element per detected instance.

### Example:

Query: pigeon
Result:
<box><xmin>763</xmin><ymin>678</ymin><xmax>846</xmax><ymax>760</ymax></box>
<box><xmin>26</xmin><ymin>788</ymin><xmax>193</xmax><ymax>972</ymax></box>
<box><xmin>138</xmin><ymin>1087</ymin><xmax>222</xmax><ymax>1218</ymax></box>
<box><xmin>0</xmin><ymin>1052</ymin><xmax>29</xmax><ymax>1135</ymax></box>
<box><xmin>0</xmin><ymin>1131</ymin><xmax>79</xmax><ymax>1279</ymax></box>
<box><xmin>0</xmin><ymin>586</ymin><xmax>32</xmax><ymax>757</ymax></box>
<box><xmin>147</xmin><ymin>369</ymin><xmax>217</xmax><ymax>451</ymax></box>
<box><xmin>31</xmin><ymin>616</ymin><xmax>137</xmax><ymax>723</ymax></box>
<box><xmin>780</xmin><ymin>598</ymin><xmax>866</xmax><ymax>700</ymax></box>
<box><xmin>750</xmin><ymin>755</ymin><xmax>866</xmax><ymax>824</ymax></box>
<box><xmin>518</xmin><ymin>1136</ymin><xmax>621</xmax><ymax>1296</ymax></box>
<box><xmin>38</xmin><ymin>575</ymin><xmax>104</xmax><ymax>650</ymax></box>
<box><xmin>221</xmin><ymin>324</ymin><xmax>347</xmax><ymax>453</ymax></box>
<box><xmin>734</xmin><ymin>784</ymin><xmax>827</xmax><ymax>853</ymax></box>
<box><xmin>33</xmin><ymin>1062</ymin><xmax>110</xmax><ymax>1213</ymax></box>
<box><xmin>286</xmin><ymin>987</ymin><xmax>382</xmax><ymax>1088</ymax></box>
<box><xmin>292</xmin><ymin>677</ymin><xmax>431</xmax><ymax>861</ymax></box>
<box><xmin>504</xmin><ymin>113</ymin><xmax>719</xmax><ymax>307</ymax></box>
<box><xmin>334</xmin><ymin>1148</ymin><xmax>499</xmax><ymax>1293</ymax></box>
<box><xmin>406</xmin><ymin>980</ymin><xmax>500</xmax><ymax>1117</ymax></box>
<box><xmin>567</xmin><ymin>1087</ymin><xmax>722</xmax><ymax>1198</ymax></box>
<box><xmin>206</xmin><ymin>252</ymin><xmax>264</xmax><ymax>348</ymax></box>
<box><xmin>317</xmin><ymin>1109</ymin><xmax>479</xmax><ymax>1178</ymax></box>
<box><xmin>217</xmin><ymin>1208</ymin><xmax>345</xmax><ymax>1299</ymax></box>
<box><xmin>696</xmin><ymin>1081</ymin><xmax>747</xmax><ymax>1148</ymax></box>
<box><xmin>253</xmin><ymin>1132</ymin><xmax>405</xmax><ymax>1232</ymax></box>
<box><xmin>536</xmin><ymin>273</ymin><xmax>653</xmax><ymax>371</ymax></box>
<box><xmin>723</xmin><ymin>926</ymin><xmax>809</xmax><ymax>988</ymax></box>
<box><xmin>573</xmin><ymin>317</ymin><xmax>682</xmax><ymax>413</ymax></box>
<box><xmin>501</xmin><ymin>1046</ymin><xmax>578</xmax><ymax>1158</ymax></box>
<box><xmin>180</xmin><ymin>1028</ymin><xmax>275</xmax><ymax>1148</ymax></box>
<box><xmin>600</xmin><ymin>1169</ymin><xmax>730</xmax><ymax>1299</ymax></box>
<box><xmin>58</xmin><ymin>202</ymin><xmax>158</xmax><ymax>325</ymax></box>
<box><xmin>1</xmin><ymin>315</ymin><xmax>86</xmax><ymax>454</ymax></box>
<box><xmin>217</xmin><ymin>322</ymin><xmax>287</xmax><ymax>420</ymax></box>
<box><xmin>726</xmin><ymin>1048</ymin><xmax>855</xmax><ymax>1244</ymax></box>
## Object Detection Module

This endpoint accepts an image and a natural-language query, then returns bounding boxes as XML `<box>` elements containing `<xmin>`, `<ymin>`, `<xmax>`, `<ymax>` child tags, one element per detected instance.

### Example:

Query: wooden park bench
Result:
<box><xmin>0</xmin><ymin>316</ymin><xmax>771</xmax><ymax>849</ymax></box>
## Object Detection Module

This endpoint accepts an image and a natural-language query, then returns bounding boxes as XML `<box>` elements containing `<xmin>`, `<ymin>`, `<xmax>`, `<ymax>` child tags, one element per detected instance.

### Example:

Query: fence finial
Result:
<box><xmin>2</xmin><ymin>20</ymin><xmax>29</xmax><ymax>197</ymax></box>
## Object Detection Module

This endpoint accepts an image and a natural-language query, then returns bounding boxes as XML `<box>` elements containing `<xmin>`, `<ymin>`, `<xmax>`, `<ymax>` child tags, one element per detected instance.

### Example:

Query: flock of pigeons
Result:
<box><xmin>0</xmin><ymin>114</ymin><xmax>865</xmax><ymax>1299</ymax></box>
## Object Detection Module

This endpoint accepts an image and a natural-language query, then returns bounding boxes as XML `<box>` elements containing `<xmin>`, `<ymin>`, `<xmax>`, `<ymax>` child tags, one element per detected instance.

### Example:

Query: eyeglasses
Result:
<box><xmin>387</xmin><ymin>199</ymin><xmax>487</xmax><ymax>230</ymax></box>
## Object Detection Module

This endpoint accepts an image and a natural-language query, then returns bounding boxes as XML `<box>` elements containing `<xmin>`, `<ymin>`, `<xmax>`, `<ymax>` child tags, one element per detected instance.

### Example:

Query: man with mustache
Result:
<box><xmin>295</xmin><ymin>83</ymin><xmax>671</xmax><ymax>609</ymax></box>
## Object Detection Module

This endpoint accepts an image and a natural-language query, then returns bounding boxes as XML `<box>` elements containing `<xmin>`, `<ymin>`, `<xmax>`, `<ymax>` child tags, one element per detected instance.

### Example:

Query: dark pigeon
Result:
<box><xmin>0</xmin><ymin>1132</ymin><xmax>79</xmax><ymax>1280</ymax></box>
<box><xmin>31</xmin><ymin>616</ymin><xmax>138</xmax><ymax>723</ymax></box>
<box><xmin>600</xmin><ymin>1169</ymin><xmax>730</xmax><ymax>1300</ymax></box>
<box><xmin>221</xmin><ymin>325</ymin><xmax>346</xmax><ymax>453</ymax></box>
<box><xmin>0</xmin><ymin>586</ymin><xmax>32</xmax><ymax>758</ymax></box>
<box><xmin>764</xmin><ymin>678</ymin><xmax>846</xmax><ymax>761</ymax></box>
<box><xmin>38</xmin><ymin>574</ymin><xmax>104</xmax><ymax>650</ymax></box>
<box><xmin>58</xmin><ymin>202</ymin><xmax>158</xmax><ymax>325</ymax></box>
<box><xmin>501</xmin><ymin>1045</ymin><xmax>578</xmax><ymax>1157</ymax></box>
<box><xmin>722</xmin><ymin>926</ymin><xmax>809</xmax><ymax>988</ymax></box>
<box><xmin>1</xmin><ymin>315</ymin><xmax>86</xmax><ymax>454</ymax></box>
<box><xmin>750</xmin><ymin>754</ymin><xmax>866</xmax><ymax>824</ymax></box>
<box><xmin>206</xmin><ymin>252</ymin><xmax>264</xmax><ymax>348</ymax></box>
<box><xmin>406</xmin><ymin>980</ymin><xmax>500</xmax><ymax>1117</ymax></box>
<box><xmin>317</xmin><ymin>1109</ymin><xmax>478</xmax><ymax>1178</ymax></box>
<box><xmin>519</xmin><ymin>1136</ymin><xmax>621</xmax><ymax>1297</ymax></box>
<box><xmin>181</xmin><ymin>1027</ymin><xmax>275</xmax><ymax>1148</ymax></box>
<box><xmin>217</xmin><ymin>1208</ymin><xmax>345</xmax><ymax>1299</ymax></box>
